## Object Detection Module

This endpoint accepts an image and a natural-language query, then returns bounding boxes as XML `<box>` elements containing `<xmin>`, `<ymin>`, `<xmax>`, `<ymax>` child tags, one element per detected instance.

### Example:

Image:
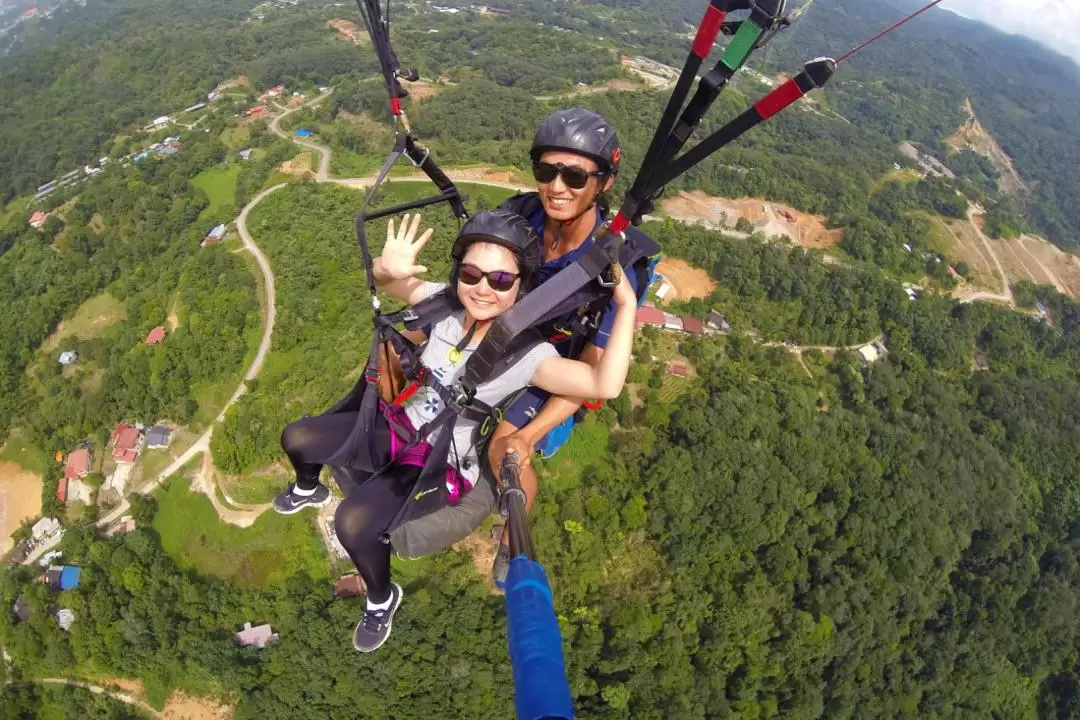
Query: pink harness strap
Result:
<box><xmin>381</xmin><ymin>402</ymin><xmax>471</xmax><ymax>505</ymax></box>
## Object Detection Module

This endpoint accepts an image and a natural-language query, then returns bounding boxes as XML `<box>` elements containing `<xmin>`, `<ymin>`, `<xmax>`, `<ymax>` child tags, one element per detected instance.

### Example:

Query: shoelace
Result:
<box><xmin>362</xmin><ymin>607</ymin><xmax>389</xmax><ymax>633</ymax></box>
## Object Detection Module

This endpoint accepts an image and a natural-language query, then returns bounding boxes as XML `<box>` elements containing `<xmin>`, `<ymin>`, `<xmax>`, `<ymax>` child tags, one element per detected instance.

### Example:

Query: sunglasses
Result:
<box><xmin>458</xmin><ymin>263</ymin><xmax>520</xmax><ymax>292</ymax></box>
<box><xmin>532</xmin><ymin>161</ymin><xmax>606</xmax><ymax>190</ymax></box>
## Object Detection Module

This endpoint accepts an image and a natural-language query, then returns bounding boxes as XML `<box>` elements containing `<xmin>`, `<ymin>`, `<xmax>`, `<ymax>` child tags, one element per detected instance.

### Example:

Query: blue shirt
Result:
<box><xmin>526</xmin><ymin>206</ymin><xmax>641</xmax><ymax>352</ymax></box>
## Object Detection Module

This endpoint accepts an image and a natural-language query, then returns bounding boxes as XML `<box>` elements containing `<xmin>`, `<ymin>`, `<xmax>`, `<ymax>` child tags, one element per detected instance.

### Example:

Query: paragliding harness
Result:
<box><xmin>328</xmin><ymin>0</ymin><xmax>943</xmax><ymax>552</ymax></box>
<box><xmin>324</xmin><ymin>0</ymin><xmax>825</xmax><ymax>546</ymax></box>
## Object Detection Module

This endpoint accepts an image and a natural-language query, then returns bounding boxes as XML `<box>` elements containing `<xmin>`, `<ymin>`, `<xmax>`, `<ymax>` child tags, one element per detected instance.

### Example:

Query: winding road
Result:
<box><xmin>5</xmin><ymin>678</ymin><xmax>165</xmax><ymax>719</ymax></box>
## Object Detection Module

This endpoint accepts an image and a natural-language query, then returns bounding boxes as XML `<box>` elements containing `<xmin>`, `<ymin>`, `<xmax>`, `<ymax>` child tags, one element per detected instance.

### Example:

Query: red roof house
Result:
<box><xmin>665</xmin><ymin>362</ymin><xmax>688</xmax><ymax>377</ymax></box>
<box><xmin>111</xmin><ymin>424</ymin><xmax>141</xmax><ymax>464</ymax></box>
<box><xmin>636</xmin><ymin>306</ymin><xmax>666</xmax><ymax>329</ymax></box>
<box><xmin>57</xmin><ymin>477</ymin><xmax>68</xmax><ymax>503</ymax></box>
<box><xmin>244</xmin><ymin>105</ymin><xmax>268</xmax><ymax>119</ymax></box>
<box><xmin>681</xmin><ymin>317</ymin><xmax>705</xmax><ymax>335</ymax></box>
<box><xmin>64</xmin><ymin>448</ymin><xmax>91</xmax><ymax>481</ymax></box>
<box><xmin>145</xmin><ymin>326</ymin><xmax>166</xmax><ymax>345</ymax></box>
<box><xmin>28</xmin><ymin>211</ymin><xmax>47</xmax><ymax>229</ymax></box>
<box><xmin>334</xmin><ymin>574</ymin><xmax>366</xmax><ymax>599</ymax></box>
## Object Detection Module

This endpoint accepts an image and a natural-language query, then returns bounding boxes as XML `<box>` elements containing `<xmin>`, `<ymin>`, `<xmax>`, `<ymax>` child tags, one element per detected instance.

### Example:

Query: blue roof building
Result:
<box><xmin>295</xmin><ymin>128</ymin><xmax>314</xmax><ymax>138</ymax></box>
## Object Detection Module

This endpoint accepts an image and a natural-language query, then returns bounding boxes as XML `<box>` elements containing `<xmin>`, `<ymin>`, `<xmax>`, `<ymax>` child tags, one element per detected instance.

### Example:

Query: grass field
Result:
<box><xmin>536</xmin><ymin>418</ymin><xmax>611</xmax><ymax>495</ymax></box>
<box><xmin>0</xmin><ymin>196</ymin><xmax>29</xmax><ymax>227</ymax></box>
<box><xmin>189</xmin><ymin>373</ymin><xmax>243</xmax><ymax>430</ymax></box>
<box><xmin>0</xmin><ymin>429</ymin><xmax>48</xmax><ymax>474</ymax></box>
<box><xmin>41</xmin><ymin>292</ymin><xmax>125</xmax><ymax>352</ymax></box>
<box><xmin>219</xmin><ymin>124</ymin><xmax>251</xmax><ymax>151</ymax></box>
<box><xmin>328</xmin><ymin>147</ymin><xmax>383</xmax><ymax>178</ymax></box>
<box><xmin>224</xmin><ymin>463</ymin><xmax>290</xmax><ymax>504</ymax></box>
<box><xmin>191</xmin><ymin>165</ymin><xmax>241</xmax><ymax>219</ymax></box>
<box><xmin>152</xmin><ymin>476</ymin><xmax>329</xmax><ymax>587</ymax></box>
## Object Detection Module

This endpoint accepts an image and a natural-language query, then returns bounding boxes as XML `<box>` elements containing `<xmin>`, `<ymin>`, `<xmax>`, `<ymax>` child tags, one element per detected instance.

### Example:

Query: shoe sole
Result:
<box><xmin>273</xmin><ymin>493</ymin><xmax>332</xmax><ymax>516</ymax></box>
<box><xmin>354</xmin><ymin>583</ymin><xmax>404</xmax><ymax>654</ymax></box>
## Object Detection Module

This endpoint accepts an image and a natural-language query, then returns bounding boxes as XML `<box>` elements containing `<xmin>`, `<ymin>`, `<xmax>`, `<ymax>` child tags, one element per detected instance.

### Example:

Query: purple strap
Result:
<box><xmin>381</xmin><ymin>402</ymin><xmax>471</xmax><ymax>504</ymax></box>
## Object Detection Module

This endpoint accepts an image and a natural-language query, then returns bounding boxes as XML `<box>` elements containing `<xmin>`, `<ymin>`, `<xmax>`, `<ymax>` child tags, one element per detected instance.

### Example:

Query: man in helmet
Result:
<box><xmin>488</xmin><ymin>108</ymin><xmax>659</xmax><ymax>586</ymax></box>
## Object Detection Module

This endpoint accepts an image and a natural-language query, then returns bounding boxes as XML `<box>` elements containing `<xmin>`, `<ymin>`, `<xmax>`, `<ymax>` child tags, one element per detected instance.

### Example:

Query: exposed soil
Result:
<box><xmin>938</xmin><ymin>217</ymin><xmax>1000</xmax><ymax>291</ymax></box>
<box><xmin>947</xmin><ymin>99</ymin><xmax>1027</xmax><ymax>196</ymax></box>
<box><xmin>162</xmin><ymin>691</ymin><xmax>234</xmax><ymax>720</ymax></box>
<box><xmin>0</xmin><ymin>461</ymin><xmax>43</xmax><ymax>555</ymax></box>
<box><xmin>655</xmin><ymin>258</ymin><xmax>716</xmax><ymax>301</ymax></box>
<box><xmin>279</xmin><ymin>152</ymin><xmax>314</xmax><ymax>178</ymax></box>
<box><xmin>403</xmin><ymin>80</ymin><xmax>440</xmax><ymax>102</ymax></box>
<box><xmin>661</xmin><ymin>191</ymin><xmax>843</xmax><ymax>249</ymax></box>
<box><xmin>326</xmin><ymin>18</ymin><xmax>363</xmax><ymax>44</ymax></box>
<box><xmin>452</xmin><ymin>530</ymin><xmax>500</xmax><ymax>595</ymax></box>
<box><xmin>1018</xmin><ymin>235</ymin><xmax>1080</xmax><ymax>298</ymax></box>
<box><xmin>213</xmin><ymin>76</ymin><xmax>252</xmax><ymax>94</ymax></box>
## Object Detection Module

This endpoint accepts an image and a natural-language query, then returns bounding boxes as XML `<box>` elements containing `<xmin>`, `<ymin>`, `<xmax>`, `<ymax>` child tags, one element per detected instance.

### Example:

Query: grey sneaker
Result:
<box><xmin>273</xmin><ymin>482</ymin><xmax>331</xmax><ymax>515</ymax></box>
<box><xmin>493</xmin><ymin>544</ymin><xmax>510</xmax><ymax>589</ymax></box>
<box><xmin>353</xmin><ymin>582</ymin><xmax>404</xmax><ymax>653</ymax></box>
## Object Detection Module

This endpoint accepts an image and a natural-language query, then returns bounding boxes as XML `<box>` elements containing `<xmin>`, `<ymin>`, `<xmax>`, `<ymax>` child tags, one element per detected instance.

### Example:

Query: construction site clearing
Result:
<box><xmin>661</xmin><ymin>190</ymin><xmax>844</xmax><ymax>250</ymax></box>
<box><xmin>945</xmin><ymin>214</ymin><xmax>1080</xmax><ymax>300</ymax></box>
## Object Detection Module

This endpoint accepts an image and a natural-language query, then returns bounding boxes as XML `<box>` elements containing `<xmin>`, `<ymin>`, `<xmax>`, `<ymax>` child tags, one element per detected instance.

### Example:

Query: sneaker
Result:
<box><xmin>272</xmin><ymin>482</ymin><xmax>331</xmax><ymax>515</ymax></box>
<box><xmin>492</xmin><ymin>544</ymin><xmax>510</xmax><ymax>589</ymax></box>
<box><xmin>353</xmin><ymin>583</ymin><xmax>404</xmax><ymax>653</ymax></box>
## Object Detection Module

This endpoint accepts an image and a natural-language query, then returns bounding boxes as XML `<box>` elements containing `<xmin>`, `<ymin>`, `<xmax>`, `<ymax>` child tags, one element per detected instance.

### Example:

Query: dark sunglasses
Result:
<box><xmin>532</xmin><ymin>161</ymin><xmax>606</xmax><ymax>190</ymax></box>
<box><xmin>458</xmin><ymin>263</ymin><xmax>520</xmax><ymax>292</ymax></box>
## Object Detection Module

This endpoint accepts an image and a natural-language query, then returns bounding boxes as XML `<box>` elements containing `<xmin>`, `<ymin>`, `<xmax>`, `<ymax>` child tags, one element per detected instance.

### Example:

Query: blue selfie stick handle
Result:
<box><xmin>505</xmin><ymin>555</ymin><xmax>574</xmax><ymax>720</ymax></box>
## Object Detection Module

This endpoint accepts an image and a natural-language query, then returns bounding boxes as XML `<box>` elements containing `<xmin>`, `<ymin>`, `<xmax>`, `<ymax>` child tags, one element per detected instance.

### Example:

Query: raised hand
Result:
<box><xmin>380</xmin><ymin>213</ymin><xmax>433</xmax><ymax>280</ymax></box>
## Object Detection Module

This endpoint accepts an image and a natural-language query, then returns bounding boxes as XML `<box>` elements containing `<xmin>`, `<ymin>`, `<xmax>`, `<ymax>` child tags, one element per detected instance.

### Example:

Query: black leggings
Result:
<box><xmin>280</xmin><ymin>413</ymin><xmax>419</xmax><ymax>603</ymax></box>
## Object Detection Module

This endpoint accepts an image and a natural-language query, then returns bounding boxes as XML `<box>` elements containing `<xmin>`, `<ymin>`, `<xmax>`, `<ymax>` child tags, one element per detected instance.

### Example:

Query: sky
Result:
<box><xmin>943</xmin><ymin>0</ymin><xmax>1080</xmax><ymax>64</ymax></box>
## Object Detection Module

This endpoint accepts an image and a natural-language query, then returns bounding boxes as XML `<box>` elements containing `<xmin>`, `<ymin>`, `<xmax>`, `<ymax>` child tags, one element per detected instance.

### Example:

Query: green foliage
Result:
<box><xmin>0</xmin><ymin>683</ymin><xmax>149</xmax><ymax>719</ymax></box>
<box><xmin>151</xmin><ymin>475</ymin><xmax>328</xmax><ymax>587</ymax></box>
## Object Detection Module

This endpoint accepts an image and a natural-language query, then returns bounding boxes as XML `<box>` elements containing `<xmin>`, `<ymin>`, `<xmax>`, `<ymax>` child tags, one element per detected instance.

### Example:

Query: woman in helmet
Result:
<box><xmin>272</xmin><ymin>209</ymin><xmax>638</xmax><ymax>652</ymax></box>
<box><xmin>487</xmin><ymin>107</ymin><xmax>649</xmax><ymax>584</ymax></box>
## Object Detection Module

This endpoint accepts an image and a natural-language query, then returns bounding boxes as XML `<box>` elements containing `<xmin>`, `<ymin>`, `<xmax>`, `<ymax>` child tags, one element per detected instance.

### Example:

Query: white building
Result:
<box><xmin>31</xmin><ymin>517</ymin><xmax>61</xmax><ymax>542</ymax></box>
<box><xmin>150</xmin><ymin>115</ymin><xmax>172</xmax><ymax>129</ymax></box>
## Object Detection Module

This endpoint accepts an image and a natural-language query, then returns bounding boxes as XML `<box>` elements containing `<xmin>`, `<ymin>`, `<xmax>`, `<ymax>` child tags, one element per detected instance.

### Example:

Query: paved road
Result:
<box><xmin>23</xmin><ymin>183</ymin><xmax>286</xmax><ymax>558</ymax></box>
<box><xmin>268</xmin><ymin>90</ymin><xmax>334</xmax><ymax>181</ymax></box>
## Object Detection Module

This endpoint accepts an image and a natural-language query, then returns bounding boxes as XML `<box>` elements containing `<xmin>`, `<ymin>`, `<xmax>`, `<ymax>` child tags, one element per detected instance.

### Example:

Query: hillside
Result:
<box><xmin>947</xmin><ymin>98</ymin><xmax>1027</xmax><ymax>196</ymax></box>
<box><xmin>6</xmin><ymin>0</ymin><xmax>1080</xmax><ymax>717</ymax></box>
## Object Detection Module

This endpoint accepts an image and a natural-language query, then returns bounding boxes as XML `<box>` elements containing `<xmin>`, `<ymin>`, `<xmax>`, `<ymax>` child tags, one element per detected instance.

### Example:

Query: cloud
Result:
<box><xmin>943</xmin><ymin>0</ymin><xmax>1080</xmax><ymax>63</ymax></box>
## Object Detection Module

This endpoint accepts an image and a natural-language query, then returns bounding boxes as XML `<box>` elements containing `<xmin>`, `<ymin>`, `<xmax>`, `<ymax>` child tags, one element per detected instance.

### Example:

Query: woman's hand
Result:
<box><xmin>381</xmin><ymin>213</ymin><xmax>433</xmax><ymax>280</ymax></box>
<box><xmin>612</xmin><ymin>264</ymin><xmax>636</xmax><ymax>308</ymax></box>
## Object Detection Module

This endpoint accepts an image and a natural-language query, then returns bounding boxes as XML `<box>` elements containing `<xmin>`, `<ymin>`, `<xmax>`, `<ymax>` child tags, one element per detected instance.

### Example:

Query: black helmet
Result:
<box><xmin>530</xmin><ymin>108</ymin><xmax>620</xmax><ymax>175</ymax></box>
<box><xmin>451</xmin><ymin>210</ymin><xmax>542</xmax><ymax>292</ymax></box>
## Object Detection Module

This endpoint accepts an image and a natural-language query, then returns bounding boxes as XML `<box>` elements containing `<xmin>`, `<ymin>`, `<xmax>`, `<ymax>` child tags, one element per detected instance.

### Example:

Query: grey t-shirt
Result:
<box><xmin>403</xmin><ymin>283</ymin><xmax>558</xmax><ymax>486</ymax></box>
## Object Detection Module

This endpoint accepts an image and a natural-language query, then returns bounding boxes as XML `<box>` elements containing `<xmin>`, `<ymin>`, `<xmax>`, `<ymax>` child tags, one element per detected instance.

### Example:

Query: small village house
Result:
<box><xmin>680</xmin><ymin>317</ymin><xmax>705</xmax><ymax>336</ymax></box>
<box><xmin>707</xmin><ymin>310</ymin><xmax>731</xmax><ymax>333</ymax></box>
<box><xmin>635</xmin><ymin>306</ymin><xmax>666</xmax><ymax>330</ymax></box>
<box><xmin>42</xmin><ymin>565</ymin><xmax>81</xmax><ymax>591</ymax></box>
<box><xmin>202</xmin><ymin>224</ymin><xmax>227</xmax><ymax>247</ymax></box>
<box><xmin>111</xmin><ymin>423</ymin><xmax>142</xmax><ymax>464</ymax></box>
<box><xmin>145</xmin><ymin>326</ymin><xmax>166</xmax><ymax>345</ymax></box>
<box><xmin>58</xmin><ymin>448</ymin><xmax>92</xmax><ymax>502</ymax></box>
<box><xmin>146</xmin><ymin>425</ymin><xmax>172</xmax><ymax>449</ymax></box>
<box><xmin>334</xmin><ymin>574</ymin><xmax>366</xmax><ymax>599</ymax></box>
<box><xmin>235</xmin><ymin>622</ymin><xmax>278</xmax><ymax>649</ymax></box>
<box><xmin>58</xmin><ymin>350</ymin><xmax>77</xmax><ymax>366</ymax></box>
<box><xmin>665</xmin><ymin>362</ymin><xmax>688</xmax><ymax>378</ymax></box>
<box><xmin>28</xmin><ymin>211</ymin><xmax>47</xmax><ymax>229</ymax></box>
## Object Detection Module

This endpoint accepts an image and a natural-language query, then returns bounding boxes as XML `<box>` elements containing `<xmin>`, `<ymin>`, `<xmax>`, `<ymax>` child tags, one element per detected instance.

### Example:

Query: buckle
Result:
<box><xmin>598</xmin><ymin>265</ymin><xmax>618</xmax><ymax>288</ymax></box>
<box><xmin>451</xmin><ymin>380</ymin><xmax>476</xmax><ymax>407</ymax></box>
<box><xmin>364</xmin><ymin>367</ymin><xmax>382</xmax><ymax>384</ymax></box>
<box><xmin>407</xmin><ymin>144</ymin><xmax>430</xmax><ymax>168</ymax></box>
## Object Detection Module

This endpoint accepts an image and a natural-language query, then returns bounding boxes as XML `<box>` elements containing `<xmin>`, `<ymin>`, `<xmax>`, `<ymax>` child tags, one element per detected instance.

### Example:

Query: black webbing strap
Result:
<box><xmin>457</xmin><ymin>240</ymin><xmax>615</xmax><ymax>397</ymax></box>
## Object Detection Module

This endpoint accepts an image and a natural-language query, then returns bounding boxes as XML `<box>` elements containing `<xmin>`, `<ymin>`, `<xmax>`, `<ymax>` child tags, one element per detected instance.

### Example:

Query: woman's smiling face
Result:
<box><xmin>455</xmin><ymin>241</ymin><xmax>521</xmax><ymax>321</ymax></box>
